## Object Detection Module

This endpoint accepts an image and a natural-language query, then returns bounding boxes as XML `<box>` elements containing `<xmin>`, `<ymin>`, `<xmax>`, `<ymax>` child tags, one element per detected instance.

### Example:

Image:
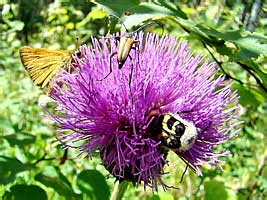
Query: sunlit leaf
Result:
<box><xmin>0</xmin><ymin>156</ymin><xmax>34</xmax><ymax>184</ymax></box>
<box><xmin>235</xmin><ymin>33</ymin><xmax>267</xmax><ymax>61</ymax></box>
<box><xmin>7</xmin><ymin>21</ymin><xmax>24</xmax><ymax>31</ymax></box>
<box><xmin>0</xmin><ymin>185</ymin><xmax>5</xmax><ymax>199</ymax></box>
<box><xmin>34</xmin><ymin>166</ymin><xmax>78</xmax><ymax>199</ymax></box>
<box><xmin>77</xmin><ymin>170</ymin><xmax>110</xmax><ymax>200</ymax></box>
<box><xmin>125</xmin><ymin>1</ymin><xmax>186</xmax><ymax>28</ymax></box>
<box><xmin>232</xmin><ymin>84</ymin><xmax>265</xmax><ymax>107</ymax></box>
<box><xmin>88</xmin><ymin>9</ymin><xmax>107</xmax><ymax>20</ymax></box>
<box><xmin>2</xmin><ymin>132</ymin><xmax>36</xmax><ymax>146</ymax></box>
<box><xmin>147</xmin><ymin>194</ymin><xmax>160</xmax><ymax>200</ymax></box>
<box><xmin>95</xmin><ymin>0</ymin><xmax>139</xmax><ymax>16</ymax></box>
<box><xmin>204</xmin><ymin>180</ymin><xmax>228</xmax><ymax>200</ymax></box>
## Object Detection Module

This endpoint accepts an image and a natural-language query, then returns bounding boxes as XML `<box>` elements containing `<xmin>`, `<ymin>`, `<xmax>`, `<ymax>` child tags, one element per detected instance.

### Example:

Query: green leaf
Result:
<box><xmin>34</xmin><ymin>166</ymin><xmax>76</xmax><ymax>199</ymax></box>
<box><xmin>176</xmin><ymin>22</ymin><xmax>267</xmax><ymax>61</ymax></box>
<box><xmin>232</xmin><ymin>84</ymin><xmax>265</xmax><ymax>107</ymax></box>
<box><xmin>204</xmin><ymin>181</ymin><xmax>228</xmax><ymax>200</ymax></box>
<box><xmin>77</xmin><ymin>170</ymin><xmax>110</xmax><ymax>200</ymax></box>
<box><xmin>158</xmin><ymin>193</ymin><xmax>174</xmax><ymax>200</ymax></box>
<box><xmin>240</xmin><ymin>59</ymin><xmax>267</xmax><ymax>88</ymax></box>
<box><xmin>4</xmin><ymin>185</ymin><xmax>47</xmax><ymax>200</ymax></box>
<box><xmin>0</xmin><ymin>156</ymin><xmax>34</xmax><ymax>184</ymax></box>
<box><xmin>0</xmin><ymin>185</ymin><xmax>5</xmax><ymax>198</ymax></box>
<box><xmin>95</xmin><ymin>0</ymin><xmax>140</xmax><ymax>16</ymax></box>
<box><xmin>96</xmin><ymin>1</ymin><xmax>186</xmax><ymax>29</ymax></box>
<box><xmin>125</xmin><ymin>1</ymin><xmax>186</xmax><ymax>28</ymax></box>
<box><xmin>235</xmin><ymin>33</ymin><xmax>267</xmax><ymax>61</ymax></box>
<box><xmin>204</xmin><ymin>30</ymin><xmax>267</xmax><ymax>60</ymax></box>
<box><xmin>88</xmin><ymin>9</ymin><xmax>107</xmax><ymax>20</ymax></box>
<box><xmin>2</xmin><ymin>132</ymin><xmax>36</xmax><ymax>146</ymax></box>
<box><xmin>7</xmin><ymin>20</ymin><xmax>24</xmax><ymax>31</ymax></box>
<box><xmin>156</xmin><ymin>0</ymin><xmax>187</xmax><ymax>19</ymax></box>
<box><xmin>147</xmin><ymin>194</ymin><xmax>161</xmax><ymax>200</ymax></box>
<box><xmin>262</xmin><ymin>161</ymin><xmax>267</xmax><ymax>179</ymax></box>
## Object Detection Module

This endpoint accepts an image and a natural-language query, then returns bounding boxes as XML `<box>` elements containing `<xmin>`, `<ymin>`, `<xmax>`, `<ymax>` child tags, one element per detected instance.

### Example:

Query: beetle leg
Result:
<box><xmin>128</xmin><ymin>54</ymin><xmax>135</xmax><ymax>107</ymax></box>
<box><xmin>179</xmin><ymin>164</ymin><xmax>189</xmax><ymax>183</ymax></box>
<box><xmin>126</xmin><ymin>40</ymin><xmax>140</xmax><ymax>87</ymax></box>
<box><xmin>97</xmin><ymin>52</ymin><xmax>117</xmax><ymax>81</ymax></box>
<box><xmin>114</xmin><ymin>36</ymin><xmax>120</xmax><ymax>47</ymax></box>
<box><xmin>97</xmin><ymin>36</ymin><xmax>121</xmax><ymax>49</ymax></box>
<box><xmin>132</xmin><ymin>40</ymin><xmax>140</xmax><ymax>68</ymax></box>
<box><xmin>128</xmin><ymin>54</ymin><xmax>134</xmax><ymax>86</ymax></box>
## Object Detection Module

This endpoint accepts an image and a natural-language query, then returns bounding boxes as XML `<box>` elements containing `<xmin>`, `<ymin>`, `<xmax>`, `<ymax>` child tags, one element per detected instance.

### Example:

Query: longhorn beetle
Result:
<box><xmin>99</xmin><ymin>14</ymin><xmax>163</xmax><ymax>86</ymax></box>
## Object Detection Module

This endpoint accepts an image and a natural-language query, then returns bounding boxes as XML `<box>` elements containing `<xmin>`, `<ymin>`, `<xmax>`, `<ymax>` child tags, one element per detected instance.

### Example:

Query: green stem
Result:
<box><xmin>110</xmin><ymin>180</ymin><xmax>129</xmax><ymax>200</ymax></box>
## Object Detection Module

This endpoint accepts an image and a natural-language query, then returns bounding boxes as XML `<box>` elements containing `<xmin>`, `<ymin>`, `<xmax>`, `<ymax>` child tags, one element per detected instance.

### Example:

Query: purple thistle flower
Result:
<box><xmin>47</xmin><ymin>32</ymin><xmax>240</xmax><ymax>191</ymax></box>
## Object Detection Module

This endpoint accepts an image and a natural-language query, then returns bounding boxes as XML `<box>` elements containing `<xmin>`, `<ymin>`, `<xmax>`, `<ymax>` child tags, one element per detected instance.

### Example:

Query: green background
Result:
<box><xmin>1</xmin><ymin>0</ymin><xmax>267</xmax><ymax>199</ymax></box>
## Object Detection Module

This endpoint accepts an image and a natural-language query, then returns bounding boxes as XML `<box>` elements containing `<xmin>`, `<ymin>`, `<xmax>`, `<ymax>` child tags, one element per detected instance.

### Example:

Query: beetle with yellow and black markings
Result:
<box><xmin>148</xmin><ymin>112</ymin><xmax>198</xmax><ymax>152</ymax></box>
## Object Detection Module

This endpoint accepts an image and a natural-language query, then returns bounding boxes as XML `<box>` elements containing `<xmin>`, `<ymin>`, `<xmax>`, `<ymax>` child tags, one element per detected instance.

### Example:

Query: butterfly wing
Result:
<box><xmin>19</xmin><ymin>46</ymin><xmax>74</xmax><ymax>88</ymax></box>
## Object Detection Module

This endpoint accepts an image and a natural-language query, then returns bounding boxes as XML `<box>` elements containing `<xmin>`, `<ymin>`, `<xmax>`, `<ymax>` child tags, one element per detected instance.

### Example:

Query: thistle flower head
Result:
<box><xmin>48</xmin><ymin>32</ymin><xmax>240</xmax><ymax>190</ymax></box>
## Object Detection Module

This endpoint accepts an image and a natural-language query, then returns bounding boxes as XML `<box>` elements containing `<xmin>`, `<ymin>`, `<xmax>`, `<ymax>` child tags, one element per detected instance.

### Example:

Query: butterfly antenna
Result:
<box><xmin>108</xmin><ymin>14</ymin><xmax>128</xmax><ymax>32</ymax></box>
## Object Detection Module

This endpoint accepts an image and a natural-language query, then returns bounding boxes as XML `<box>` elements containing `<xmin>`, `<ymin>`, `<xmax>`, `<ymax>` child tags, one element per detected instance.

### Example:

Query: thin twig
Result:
<box><xmin>237</xmin><ymin>62</ymin><xmax>267</xmax><ymax>92</ymax></box>
<box><xmin>32</xmin><ymin>152</ymin><xmax>55</xmax><ymax>165</ymax></box>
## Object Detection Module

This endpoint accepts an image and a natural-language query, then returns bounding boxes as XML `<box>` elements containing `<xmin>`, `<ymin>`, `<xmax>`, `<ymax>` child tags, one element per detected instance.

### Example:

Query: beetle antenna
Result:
<box><xmin>108</xmin><ymin>14</ymin><xmax>128</xmax><ymax>32</ymax></box>
<box><xmin>132</xmin><ymin>21</ymin><xmax>164</xmax><ymax>34</ymax></box>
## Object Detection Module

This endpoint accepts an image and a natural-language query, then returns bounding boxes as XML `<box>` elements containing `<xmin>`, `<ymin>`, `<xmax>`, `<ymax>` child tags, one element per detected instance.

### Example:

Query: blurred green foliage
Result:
<box><xmin>0</xmin><ymin>0</ymin><xmax>267</xmax><ymax>199</ymax></box>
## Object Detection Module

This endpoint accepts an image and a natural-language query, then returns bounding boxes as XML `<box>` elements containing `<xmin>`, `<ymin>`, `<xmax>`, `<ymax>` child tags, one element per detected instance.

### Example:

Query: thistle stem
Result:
<box><xmin>110</xmin><ymin>180</ymin><xmax>129</xmax><ymax>200</ymax></box>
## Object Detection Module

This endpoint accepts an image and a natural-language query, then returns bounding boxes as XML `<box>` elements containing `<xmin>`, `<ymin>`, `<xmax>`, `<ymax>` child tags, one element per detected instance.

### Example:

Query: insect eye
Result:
<box><xmin>175</xmin><ymin>124</ymin><xmax>185</xmax><ymax>135</ymax></box>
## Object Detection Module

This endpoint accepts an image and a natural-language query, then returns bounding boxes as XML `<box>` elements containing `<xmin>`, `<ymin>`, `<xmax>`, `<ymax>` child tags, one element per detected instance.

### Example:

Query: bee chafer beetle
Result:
<box><xmin>148</xmin><ymin>112</ymin><xmax>198</xmax><ymax>152</ymax></box>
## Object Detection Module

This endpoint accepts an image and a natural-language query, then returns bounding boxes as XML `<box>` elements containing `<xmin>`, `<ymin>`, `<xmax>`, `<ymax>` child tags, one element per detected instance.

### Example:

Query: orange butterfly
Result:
<box><xmin>19</xmin><ymin>46</ymin><xmax>78</xmax><ymax>88</ymax></box>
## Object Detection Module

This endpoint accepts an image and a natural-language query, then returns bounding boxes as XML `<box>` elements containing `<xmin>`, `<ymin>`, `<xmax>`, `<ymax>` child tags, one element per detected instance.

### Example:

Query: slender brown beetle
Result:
<box><xmin>99</xmin><ymin>14</ymin><xmax>163</xmax><ymax>85</ymax></box>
